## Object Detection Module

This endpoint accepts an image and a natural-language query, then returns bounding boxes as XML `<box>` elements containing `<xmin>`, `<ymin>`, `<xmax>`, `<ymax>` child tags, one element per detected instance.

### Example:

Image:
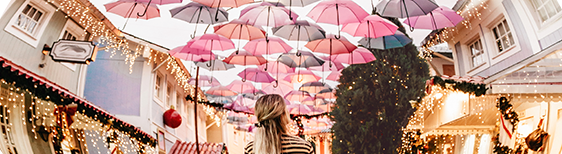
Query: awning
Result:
<box><xmin>169</xmin><ymin>140</ymin><xmax>225</xmax><ymax>154</ymax></box>
<box><xmin>0</xmin><ymin>56</ymin><xmax>156</xmax><ymax>146</ymax></box>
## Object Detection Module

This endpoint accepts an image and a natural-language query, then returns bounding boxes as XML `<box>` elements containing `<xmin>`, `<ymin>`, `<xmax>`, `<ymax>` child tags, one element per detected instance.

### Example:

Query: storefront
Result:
<box><xmin>0</xmin><ymin>56</ymin><xmax>156</xmax><ymax>154</ymax></box>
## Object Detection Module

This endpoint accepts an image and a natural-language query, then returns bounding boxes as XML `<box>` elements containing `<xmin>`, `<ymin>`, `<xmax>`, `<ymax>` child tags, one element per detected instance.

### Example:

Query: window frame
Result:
<box><xmin>154</xmin><ymin>72</ymin><xmax>164</xmax><ymax>103</ymax></box>
<box><xmin>58</xmin><ymin>20</ymin><xmax>86</xmax><ymax>71</ymax></box>
<box><xmin>176</xmin><ymin>91</ymin><xmax>183</xmax><ymax>114</ymax></box>
<box><xmin>491</xmin><ymin>19</ymin><xmax>516</xmax><ymax>53</ymax></box>
<box><xmin>166</xmin><ymin>82</ymin><xmax>174</xmax><ymax>108</ymax></box>
<box><xmin>529</xmin><ymin>0</ymin><xmax>562</xmax><ymax>23</ymax></box>
<box><xmin>3</xmin><ymin>0</ymin><xmax>55</xmax><ymax>47</ymax></box>
<box><xmin>469</xmin><ymin>38</ymin><xmax>486</xmax><ymax>68</ymax></box>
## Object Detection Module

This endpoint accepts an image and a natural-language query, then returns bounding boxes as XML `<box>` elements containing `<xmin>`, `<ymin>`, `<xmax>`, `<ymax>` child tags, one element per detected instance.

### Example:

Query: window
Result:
<box><xmin>166</xmin><ymin>83</ymin><xmax>173</xmax><ymax>107</ymax></box>
<box><xmin>176</xmin><ymin>92</ymin><xmax>183</xmax><ymax>114</ymax></box>
<box><xmin>157</xmin><ymin>131</ymin><xmax>165</xmax><ymax>152</ymax></box>
<box><xmin>155</xmin><ymin>74</ymin><xmax>163</xmax><ymax>100</ymax></box>
<box><xmin>16</xmin><ymin>4</ymin><xmax>43</xmax><ymax>34</ymax></box>
<box><xmin>492</xmin><ymin>19</ymin><xmax>515</xmax><ymax>52</ymax></box>
<box><xmin>61</xmin><ymin>30</ymin><xmax>76</xmax><ymax>41</ymax></box>
<box><xmin>0</xmin><ymin>105</ymin><xmax>18</xmax><ymax>154</ymax></box>
<box><xmin>469</xmin><ymin>39</ymin><xmax>485</xmax><ymax>67</ymax></box>
<box><xmin>530</xmin><ymin>0</ymin><xmax>562</xmax><ymax>22</ymax></box>
<box><xmin>58</xmin><ymin>21</ymin><xmax>84</xmax><ymax>71</ymax></box>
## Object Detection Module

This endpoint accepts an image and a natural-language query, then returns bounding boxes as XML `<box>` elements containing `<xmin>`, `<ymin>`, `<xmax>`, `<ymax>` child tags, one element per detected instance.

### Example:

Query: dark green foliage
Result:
<box><xmin>496</xmin><ymin>97</ymin><xmax>518</xmax><ymax>131</ymax></box>
<box><xmin>330</xmin><ymin>16</ymin><xmax>430</xmax><ymax>153</ymax></box>
<box><xmin>432</xmin><ymin>76</ymin><xmax>488</xmax><ymax>96</ymax></box>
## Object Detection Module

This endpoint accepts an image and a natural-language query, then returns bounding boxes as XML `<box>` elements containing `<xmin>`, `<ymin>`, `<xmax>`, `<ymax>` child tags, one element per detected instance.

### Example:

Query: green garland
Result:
<box><xmin>493</xmin><ymin>96</ymin><xmax>520</xmax><ymax>154</ymax></box>
<box><xmin>0</xmin><ymin>60</ymin><xmax>157</xmax><ymax>147</ymax></box>
<box><xmin>185</xmin><ymin>95</ymin><xmax>329</xmax><ymax>119</ymax></box>
<box><xmin>431</xmin><ymin>76</ymin><xmax>488</xmax><ymax>96</ymax></box>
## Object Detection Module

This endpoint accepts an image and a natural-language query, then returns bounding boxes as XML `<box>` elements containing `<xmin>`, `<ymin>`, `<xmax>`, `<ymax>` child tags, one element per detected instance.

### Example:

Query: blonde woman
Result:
<box><xmin>244</xmin><ymin>94</ymin><xmax>313</xmax><ymax>154</ymax></box>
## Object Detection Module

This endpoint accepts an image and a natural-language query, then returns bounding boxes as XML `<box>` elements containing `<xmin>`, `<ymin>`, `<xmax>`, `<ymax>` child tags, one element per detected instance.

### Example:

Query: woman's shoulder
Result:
<box><xmin>281</xmin><ymin>134</ymin><xmax>313</xmax><ymax>152</ymax></box>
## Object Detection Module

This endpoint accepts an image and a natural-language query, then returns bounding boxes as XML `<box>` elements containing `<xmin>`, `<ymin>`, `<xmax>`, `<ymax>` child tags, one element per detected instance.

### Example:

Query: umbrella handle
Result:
<box><xmin>214</xmin><ymin>0</ymin><xmax>222</xmax><ymax>22</ymax></box>
<box><xmin>273</xmin><ymin>80</ymin><xmax>279</xmax><ymax>88</ymax></box>
<box><xmin>206</xmin><ymin>61</ymin><xmax>212</xmax><ymax>67</ymax></box>
<box><xmin>137</xmin><ymin>0</ymin><xmax>152</xmax><ymax>17</ymax></box>
<box><xmin>296</xmin><ymin>51</ymin><xmax>302</xmax><ymax>57</ymax></box>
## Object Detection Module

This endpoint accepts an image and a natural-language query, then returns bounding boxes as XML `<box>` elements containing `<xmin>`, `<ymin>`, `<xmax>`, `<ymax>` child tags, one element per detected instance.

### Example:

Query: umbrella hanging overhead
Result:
<box><xmin>214</xmin><ymin>20</ymin><xmax>266</xmax><ymax>40</ymax></box>
<box><xmin>302</xmin><ymin>97</ymin><xmax>327</xmax><ymax>106</ymax></box>
<box><xmin>189</xmin><ymin>34</ymin><xmax>235</xmax><ymax>51</ymax></box>
<box><xmin>193</xmin><ymin>0</ymin><xmax>254</xmax><ymax>8</ymax></box>
<box><xmin>243</xmin><ymin>37</ymin><xmax>293</xmax><ymax>55</ymax></box>
<box><xmin>358</xmin><ymin>31</ymin><xmax>412</xmax><ymax>49</ymax></box>
<box><xmin>299</xmin><ymin>82</ymin><xmax>329</xmax><ymax>94</ymax></box>
<box><xmin>226</xmin><ymin>80</ymin><xmax>257</xmax><ymax>93</ymax></box>
<box><xmin>223</xmin><ymin>50</ymin><xmax>268</xmax><ymax>66</ymax></box>
<box><xmin>375</xmin><ymin>0</ymin><xmax>439</xmax><ymax>30</ymax></box>
<box><xmin>272</xmin><ymin>20</ymin><xmax>326</xmax><ymax>41</ymax></box>
<box><xmin>288</xmin><ymin>104</ymin><xmax>317</xmax><ymax>114</ymax></box>
<box><xmin>136</xmin><ymin>0</ymin><xmax>182</xmax><ymax>5</ymax></box>
<box><xmin>330</xmin><ymin>47</ymin><xmax>376</xmax><ymax>64</ymax></box>
<box><xmin>341</xmin><ymin>15</ymin><xmax>398</xmax><ymax>38</ymax></box>
<box><xmin>262</xmin><ymin>80</ymin><xmax>294</xmax><ymax>96</ymax></box>
<box><xmin>104</xmin><ymin>0</ymin><xmax>160</xmax><ymax>20</ymax></box>
<box><xmin>265</xmin><ymin>0</ymin><xmax>319</xmax><ymax>7</ymax></box>
<box><xmin>239</xmin><ymin>2</ymin><xmax>298</xmax><ymax>27</ymax></box>
<box><xmin>196</xmin><ymin>59</ymin><xmax>236</xmax><ymax>71</ymax></box>
<box><xmin>285</xmin><ymin>90</ymin><xmax>312</xmax><ymax>102</ymax></box>
<box><xmin>206</xmin><ymin>86</ymin><xmax>238</xmax><ymax>96</ymax></box>
<box><xmin>277</xmin><ymin>51</ymin><xmax>324</xmax><ymax>68</ymax></box>
<box><xmin>258</xmin><ymin>61</ymin><xmax>295</xmax><ymax>74</ymax></box>
<box><xmin>188</xmin><ymin>75</ymin><xmax>221</xmax><ymax>87</ymax></box>
<box><xmin>307</xmin><ymin>61</ymin><xmax>344</xmax><ymax>72</ymax></box>
<box><xmin>170</xmin><ymin>2</ymin><xmax>228</xmax><ymax>36</ymax></box>
<box><xmin>307</xmin><ymin>0</ymin><xmax>368</xmax><ymax>37</ymax></box>
<box><xmin>305</xmin><ymin>35</ymin><xmax>357</xmax><ymax>66</ymax></box>
<box><xmin>403</xmin><ymin>6</ymin><xmax>464</xmax><ymax>30</ymax></box>
<box><xmin>316</xmin><ymin>88</ymin><xmax>336</xmax><ymax>100</ymax></box>
<box><xmin>325</xmin><ymin>70</ymin><xmax>341</xmax><ymax>82</ymax></box>
<box><xmin>238</xmin><ymin>68</ymin><xmax>276</xmax><ymax>83</ymax></box>
<box><xmin>284</xmin><ymin>69</ymin><xmax>321</xmax><ymax>84</ymax></box>
<box><xmin>169</xmin><ymin>42</ymin><xmax>216</xmax><ymax>62</ymax></box>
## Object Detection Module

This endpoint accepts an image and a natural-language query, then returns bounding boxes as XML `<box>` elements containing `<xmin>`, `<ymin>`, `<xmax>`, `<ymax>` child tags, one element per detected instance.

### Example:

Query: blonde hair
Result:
<box><xmin>253</xmin><ymin>94</ymin><xmax>290</xmax><ymax>154</ymax></box>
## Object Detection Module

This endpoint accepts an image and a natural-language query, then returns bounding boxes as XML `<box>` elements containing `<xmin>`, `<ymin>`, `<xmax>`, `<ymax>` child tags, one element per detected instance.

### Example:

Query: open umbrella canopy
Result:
<box><xmin>341</xmin><ymin>15</ymin><xmax>398</xmax><ymax>38</ymax></box>
<box><xmin>195</xmin><ymin>59</ymin><xmax>236</xmax><ymax>71</ymax></box>
<box><xmin>188</xmin><ymin>34</ymin><xmax>235</xmax><ymax>51</ymax></box>
<box><xmin>226</xmin><ymin>80</ymin><xmax>257</xmax><ymax>93</ymax></box>
<box><xmin>283</xmin><ymin>69</ymin><xmax>321</xmax><ymax>84</ymax></box>
<box><xmin>307</xmin><ymin>0</ymin><xmax>368</xmax><ymax>25</ymax></box>
<box><xmin>316</xmin><ymin>88</ymin><xmax>336</xmax><ymax>99</ymax></box>
<box><xmin>188</xmin><ymin>75</ymin><xmax>221</xmax><ymax>87</ymax></box>
<box><xmin>223</xmin><ymin>50</ymin><xmax>268</xmax><ymax>66</ymax></box>
<box><xmin>305</xmin><ymin>36</ymin><xmax>357</xmax><ymax>56</ymax></box>
<box><xmin>284</xmin><ymin>90</ymin><xmax>311</xmax><ymax>102</ymax></box>
<box><xmin>243</xmin><ymin>37</ymin><xmax>293</xmax><ymax>55</ymax></box>
<box><xmin>375</xmin><ymin>0</ymin><xmax>439</xmax><ymax>18</ymax></box>
<box><xmin>239</xmin><ymin>2</ymin><xmax>298</xmax><ymax>27</ymax></box>
<box><xmin>136</xmin><ymin>0</ymin><xmax>182</xmax><ymax>5</ymax></box>
<box><xmin>299</xmin><ymin>81</ymin><xmax>329</xmax><ymax>94</ymax></box>
<box><xmin>330</xmin><ymin>47</ymin><xmax>376</xmax><ymax>64</ymax></box>
<box><xmin>358</xmin><ymin>31</ymin><xmax>412</xmax><ymax>49</ymax></box>
<box><xmin>193</xmin><ymin>0</ymin><xmax>254</xmax><ymax>8</ymax></box>
<box><xmin>258</xmin><ymin>61</ymin><xmax>295</xmax><ymax>74</ymax></box>
<box><xmin>272</xmin><ymin>20</ymin><xmax>326</xmax><ymax>41</ymax></box>
<box><xmin>238</xmin><ymin>68</ymin><xmax>276</xmax><ymax>83</ymax></box>
<box><xmin>403</xmin><ymin>6</ymin><xmax>463</xmax><ymax>30</ymax></box>
<box><xmin>169</xmin><ymin>43</ymin><xmax>216</xmax><ymax>62</ymax></box>
<box><xmin>278</xmin><ymin>51</ymin><xmax>324</xmax><ymax>68</ymax></box>
<box><xmin>307</xmin><ymin>61</ymin><xmax>344</xmax><ymax>72</ymax></box>
<box><xmin>265</xmin><ymin>0</ymin><xmax>319</xmax><ymax>7</ymax></box>
<box><xmin>104</xmin><ymin>0</ymin><xmax>160</xmax><ymax>20</ymax></box>
<box><xmin>214</xmin><ymin>20</ymin><xmax>266</xmax><ymax>40</ymax></box>
<box><xmin>287</xmin><ymin>104</ymin><xmax>317</xmax><ymax>114</ymax></box>
<box><xmin>325</xmin><ymin>70</ymin><xmax>342</xmax><ymax>82</ymax></box>
<box><xmin>302</xmin><ymin>97</ymin><xmax>327</xmax><ymax>106</ymax></box>
<box><xmin>206</xmin><ymin>86</ymin><xmax>238</xmax><ymax>96</ymax></box>
<box><xmin>262</xmin><ymin>80</ymin><xmax>294</xmax><ymax>96</ymax></box>
<box><xmin>169</xmin><ymin>2</ymin><xmax>228</xmax><ymax>24</ymax></box>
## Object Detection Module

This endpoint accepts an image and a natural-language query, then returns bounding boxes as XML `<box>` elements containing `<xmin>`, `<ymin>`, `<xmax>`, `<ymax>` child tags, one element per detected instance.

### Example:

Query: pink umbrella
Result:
<box><xmin>258</xmin><ymin>61</ymin><xmax>295</xmax><ymax>74</ymax></box>
<box><xmin>262</xmin><ymin>80</ymin><xmax>294</xmax><ymax>96</ymax></box>
<box><xmin>237</xmin><ymin>68</ymin><xmax>276</xmax><ymax>83</ymax></box>
<box><xmin>287</xmin><ymin>104</ymin><xmax>314</xmax><ymax>114</ymax></box>
<box><xmin>341</xmin><ymin>15</ymin><xmax>398</xmax><ymax>38</ymax></box>
<box><xmin>284</xmin><ymin>90</ymin><xmax>311</xmax><ymax>102</ymax></box>
<box><xmin>214</xmin><ymin>20</ymin><xmax>266</xmax><ymax>40</ymax></box>
<box><xmin>244</xmin><ymin>37</ymin><xmax>292</xmax><ymax>55</ymax></box>
<box><xmin>307</xmin><ymin>0</ymin><xmax>368</xmax><ymax>37</ymax></box>
<box><xmin>240</xmin><ymin>2</ymin><xmax>299</xmax><ymax>20</ymax></box>
<box><xmin>169</xmin><ymin>42</ymin><xmax>215</xmax><ymax>62</ymax></box>
<box><xmin>305</xmin><ymin>35</ymin><xmax>357</xmax><ymax>66</ymax></box>
<box><xmin>225</xmin><ymin>96</ymin><xmax>255</xmax><ymax>113</ymax></box>
<box><xmin>104</xmin><ymin>0</ymin><xmax>160</xmax><ymax>20</ymax></box>
<box><xmin>189</xmin><ymin>34</ymin><xmax>235</xmax><ymax>51</ymax></box>
<box><xmin>188</xmin><ymin>75</ymin><xmax>221</xmax><ymax>87</ymax></box>
<box><xmin>206</xmin><ymin>86</ymin><xmax>238</xmax><ymax>96</ymax></box>
<box><xmin>137</xmin><ymin>0</ymin><xmax>181</xmax><ymax>5</ymax></box>
<box><xmin>283</xmin><ymin>70</ymin><xmax>321</xmax><ymax>84</ymax></box>
<box><xmin>326</xmin><ymin>70</ymin><xmax>341</xmax><ymax>81</ymax></box>
<box><xmin>316</xmin><ymin>88</ymin><xmax>336</xmax><ymax>100</ymax></box>
<box><xmin>403</xmin><ymin>6</ymin><xmax>464</xmax><ymax>30</ymax></box>
<box><xmin>299</xmin><ymin>82</ymin><xmax>329</xmax><ymax>94</ymax></box>
<box><xmin>239</xmin><ymin>2</ymin><xmax>297</xmax><ymax>27</ymax></box>
<box><xmin>302</xmin><ymin>97</ymin><xmax>326</xmax><ymax>106</ymax></box>
<box><xmin>223</xmin><ymin>50</ymin><xmax>268</xmax><ymax>66</ymax></box>
<box><xmin>226</xmin><ymin>80</ymin><xmax>256</xmax><ymax>93</ymax></box>
<box><xmin>308</xmin><ymin>61</ymin><xmax>344</xmax><ymax>72</ymax></box>
<box><xmin>330</xmin><ymin>47</ymin><xmax>376</xmax><ymax>64</ymax></box>
<box><xmin>193</xmin><ymin>0</ymin><xmax>254</xmax><ymax>8</ymax></box>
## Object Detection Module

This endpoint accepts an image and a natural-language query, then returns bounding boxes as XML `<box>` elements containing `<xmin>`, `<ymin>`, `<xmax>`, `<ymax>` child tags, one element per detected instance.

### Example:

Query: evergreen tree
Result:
<box><xmin>330</xmin><ymin>16</ymin><xmax>430</xmax><ymax>153</ymax></box>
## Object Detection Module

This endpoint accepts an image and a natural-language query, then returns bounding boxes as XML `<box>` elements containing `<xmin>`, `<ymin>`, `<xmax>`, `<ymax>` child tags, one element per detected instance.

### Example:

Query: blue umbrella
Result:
<box><xmin>358</xmin><ymin>31</ymin><xmax>412</xmax><ymax>49</ymax></box>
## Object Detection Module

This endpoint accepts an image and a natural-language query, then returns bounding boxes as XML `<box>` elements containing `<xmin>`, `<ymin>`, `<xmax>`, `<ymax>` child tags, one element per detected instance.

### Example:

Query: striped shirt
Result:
<box><xmin>244</xmin><ymin>134</ymin><xmax>313</xmax><ymax>154</ymax></box>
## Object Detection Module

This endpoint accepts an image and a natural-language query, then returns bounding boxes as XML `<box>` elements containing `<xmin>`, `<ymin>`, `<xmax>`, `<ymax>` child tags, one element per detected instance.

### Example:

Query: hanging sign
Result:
<box><xmin>48</xmin><ymin>40</ymin><xmax>98</xmax><ymax>64</ymax></box>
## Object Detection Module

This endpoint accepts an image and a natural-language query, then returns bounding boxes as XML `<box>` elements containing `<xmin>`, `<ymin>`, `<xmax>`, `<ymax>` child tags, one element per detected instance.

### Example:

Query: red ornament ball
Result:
<box><xmin>163</xmin><ymin>108</ymin><xmax>182</xmax><ymax>128</ymax></box>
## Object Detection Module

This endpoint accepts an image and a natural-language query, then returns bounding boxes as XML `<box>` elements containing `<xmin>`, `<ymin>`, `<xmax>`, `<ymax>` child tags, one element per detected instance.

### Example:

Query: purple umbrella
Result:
<box><xmin>238</xmin><ymin>68</ymin><xmax>276</xmax><ymax>83</ymax></box>
<box><xmin>277</xmin><ymin>51</ymin><xmax>324</xmax><ymax>68</ymax></box>
<box><xmin>403</xmin><ymin>6</ymin><xmax>464</xmax><ymax>30</ymax></box>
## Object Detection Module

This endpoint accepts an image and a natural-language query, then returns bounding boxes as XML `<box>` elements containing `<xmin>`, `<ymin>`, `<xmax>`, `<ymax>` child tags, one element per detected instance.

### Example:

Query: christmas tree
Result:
<box><xmin>330</xmin><ymin>16</ymin><xmax>430</xmax><ymax>153</ymax></box>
